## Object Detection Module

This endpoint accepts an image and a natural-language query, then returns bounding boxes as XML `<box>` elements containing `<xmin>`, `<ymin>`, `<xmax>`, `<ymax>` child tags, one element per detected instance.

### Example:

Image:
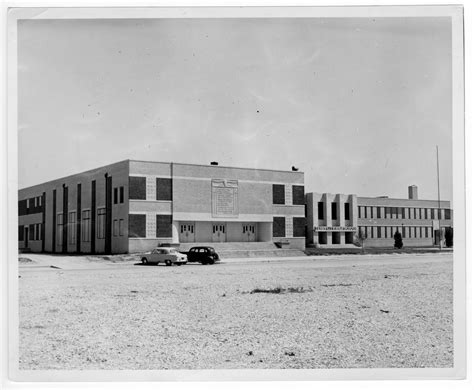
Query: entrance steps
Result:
<box><xmin>177</xmin><ymin>242</ymin><xmax>306</xmax><ymax>258</ymax></box>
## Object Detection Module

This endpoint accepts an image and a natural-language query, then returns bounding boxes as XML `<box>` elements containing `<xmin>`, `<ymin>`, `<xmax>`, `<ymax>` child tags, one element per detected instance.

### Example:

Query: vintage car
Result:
<box><xmin>140</xmin><ymin>247</ymin><xmax>187</xmax><ymax>266</ymax></box>
<box><xmin>181</xmin><ymin>246</ymin><xmax>221</xmax><ymax>265</ymax></box>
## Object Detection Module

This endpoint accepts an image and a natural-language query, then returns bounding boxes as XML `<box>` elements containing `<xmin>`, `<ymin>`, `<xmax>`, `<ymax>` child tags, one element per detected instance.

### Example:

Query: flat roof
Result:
<box><xmin>19</xmin><ymin>158</ymin><xmax>303</xmax><ymax>191</ymax></box>
<box><xmin>129</xmin><ymin>159</ymin><xmax>304</xmax><ymax>175</ymax></box>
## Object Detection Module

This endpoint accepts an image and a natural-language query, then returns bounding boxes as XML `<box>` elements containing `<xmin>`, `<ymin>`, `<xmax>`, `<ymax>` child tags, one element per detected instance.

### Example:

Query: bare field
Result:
<box><xmin>18</xmin><ymin>253</ymin><xmax>453</xmax><ymax>370</ymax></box>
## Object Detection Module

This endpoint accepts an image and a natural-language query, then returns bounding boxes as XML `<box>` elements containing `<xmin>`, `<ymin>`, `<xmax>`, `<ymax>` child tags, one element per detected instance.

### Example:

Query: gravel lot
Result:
<box><xmin>19</xmin><ymin>253</ymin><xmax>453</xmax><ymax>370</ymax></box>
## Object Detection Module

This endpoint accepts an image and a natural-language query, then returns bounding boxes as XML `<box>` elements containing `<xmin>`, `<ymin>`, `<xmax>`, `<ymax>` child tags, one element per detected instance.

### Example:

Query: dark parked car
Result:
<box><xmin>182</xmin><ymin>246</ymin><xmax>220</xmax><ymax>265</ymax></box>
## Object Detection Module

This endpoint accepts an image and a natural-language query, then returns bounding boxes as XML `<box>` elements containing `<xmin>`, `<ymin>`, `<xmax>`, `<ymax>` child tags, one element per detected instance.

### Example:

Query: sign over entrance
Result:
<box><xmin>212</xmin><ymin>179</ymin><xmax>239</xmax><ymax>217</ymax></box>
<box><xmin>313</xmin><ymin>226</ymin><xmax>357</xmax><ymax>232</ymax></box>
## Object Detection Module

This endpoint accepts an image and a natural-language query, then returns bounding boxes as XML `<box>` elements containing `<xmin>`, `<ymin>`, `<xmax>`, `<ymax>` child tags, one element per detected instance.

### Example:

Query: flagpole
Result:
<box><xmin>436</xmin><ymin>145</ymin><xmax>442</xmax><ymax>250</ymax></box>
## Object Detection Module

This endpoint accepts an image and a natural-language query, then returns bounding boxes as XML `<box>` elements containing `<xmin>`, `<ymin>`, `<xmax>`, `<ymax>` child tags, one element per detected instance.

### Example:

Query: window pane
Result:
<box><xmin>292</xmin><ymin>185</ymin><xmax>305</xmax><ymax>205</ymax></box>
<box><xmin>129</xmin><ymin>176</ymin><xmax>146</xmax><ymax>200</ymax></box>
<box><xmin>272</xmin><ymin>184</ymin><xmax>285</xmax><ymax>205</ymax></box>
<box><xmin>273</xmin><ymin>217</ymin><xmax>285</xmax><ymax>238</ymax></box>
<box><xmin>156</xmin><ymin>215</ymin><xmax>172</xmax><ymax>237</ymax></box>
<box><xmin>129</xmin><ymin>214</ymin><xmax>146</xmax><ymax>238</ymax></box>
<box><xmin>156</xmin><ymin>178</ymin><xmax>172</xmax><ymax>201</ymax></box>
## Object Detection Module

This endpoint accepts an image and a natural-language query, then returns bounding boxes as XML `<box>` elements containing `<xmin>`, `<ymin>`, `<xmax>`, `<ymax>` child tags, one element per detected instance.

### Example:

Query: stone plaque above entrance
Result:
<box><xmin>212</xmin><ymin>179</ymin><xmax>238</xmax><ymax>217</ymax></box>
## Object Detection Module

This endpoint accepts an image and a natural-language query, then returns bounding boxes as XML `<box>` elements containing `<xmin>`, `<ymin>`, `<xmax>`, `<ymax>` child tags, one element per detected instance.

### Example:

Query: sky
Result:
<box><xmin>18</xmin><ymin>17</ymin><xmax>453</xmax><ymax>201</ymax></box>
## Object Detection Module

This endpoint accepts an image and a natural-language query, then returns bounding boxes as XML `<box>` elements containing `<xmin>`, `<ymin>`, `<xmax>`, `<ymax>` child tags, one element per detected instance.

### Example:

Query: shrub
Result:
<box><xmin>394</xmin><ymin>231</ymin><xmax>403</xmax><ymax>249</ymax></box>
<box><xmin>445</xmin><ymin>227</ymin><xmax>453</xmax><ymax>248</ymax></box>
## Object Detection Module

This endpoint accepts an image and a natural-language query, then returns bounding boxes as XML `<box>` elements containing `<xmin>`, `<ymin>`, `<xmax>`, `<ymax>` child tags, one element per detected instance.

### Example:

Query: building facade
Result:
<box><xmin>306</xmin><ymin>185</ymin><xmax>453</xmax><ymax>248</ymax></box>
<box><xmin>18</xmin><ymin>160</ymin><xmax>306</xmax><ymax>254</ymax></box>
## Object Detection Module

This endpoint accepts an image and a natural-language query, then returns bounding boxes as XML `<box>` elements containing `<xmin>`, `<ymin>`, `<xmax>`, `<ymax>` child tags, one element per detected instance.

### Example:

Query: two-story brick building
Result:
<box><xmin>306</xmin><ymin>185</ymin><xmax>453</xmax><ymax>248</ymax></box>
<box><xmin>18</xmin><ymin>160</ymin><xmax>306</xmax><ymax>254</ymax></box>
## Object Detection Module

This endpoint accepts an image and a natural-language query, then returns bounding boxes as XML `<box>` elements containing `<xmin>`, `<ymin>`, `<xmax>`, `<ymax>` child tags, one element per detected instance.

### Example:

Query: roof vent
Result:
<box><xmin>292</xmin><ymin>166</ymin><xmax>299</xmax><ymax>171</ymax></box>
<box><xmin>210</xmin><ymin>161</ymin><xmax>219</xmax><ymax>166</ymax></box>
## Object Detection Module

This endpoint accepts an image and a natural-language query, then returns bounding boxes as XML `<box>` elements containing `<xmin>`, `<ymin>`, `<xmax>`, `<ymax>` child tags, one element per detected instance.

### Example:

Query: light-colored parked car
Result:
<box><xmin>141</xmin><ymin>247</ymin><xmax>187</xmax><ymax>266</ymax></box>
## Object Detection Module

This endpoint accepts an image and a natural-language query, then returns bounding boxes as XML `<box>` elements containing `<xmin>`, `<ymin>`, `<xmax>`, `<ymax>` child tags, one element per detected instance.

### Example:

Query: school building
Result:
<box><xmin>18</xmin><ymin>160</ymin><xmax>306</xmax><ymax>254</ymax></box>
<box><xmin>305</xmin><ymin>185</ymin><xmax>453</xmax><ymax>248</ymax></box>
<box><xmin>18</xmin><ymin>160</ymin><xmax>453</xmax><ymax>254</ymax></box>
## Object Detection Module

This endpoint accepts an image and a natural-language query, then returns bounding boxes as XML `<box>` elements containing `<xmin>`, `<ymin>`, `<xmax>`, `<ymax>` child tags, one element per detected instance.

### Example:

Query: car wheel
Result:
<box><xmin>176</xmin><ymin>263</ymin><xmax>182</xmax><ymax>266</ymax></box>
<box><xmin>165</xmin><ymin>260</ymin><xmax>172</xmax><ymax>267</ymax></box>
<box><xmin>141</xmin><ymin>258</ymin><xmax>148</xmax><ymax>265</ymax></box>
<box><xmin>208</xmin><ymin>259</ymin><xmax>215</xmax><ymax>265</ymax></box>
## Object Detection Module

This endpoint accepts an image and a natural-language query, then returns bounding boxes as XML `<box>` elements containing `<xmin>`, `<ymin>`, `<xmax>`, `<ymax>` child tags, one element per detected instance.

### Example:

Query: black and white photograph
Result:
<box><xmin>4</xmin><ymin>4</ymin><xmax>466</xmax><ymax>383</ymax></box>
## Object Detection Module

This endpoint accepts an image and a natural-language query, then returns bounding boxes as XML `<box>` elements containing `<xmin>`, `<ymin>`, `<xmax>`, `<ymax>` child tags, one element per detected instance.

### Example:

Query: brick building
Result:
<box><xmin>18</xmin><ymin>160</ymin><xmax>305</xmax><ymax>254</ymax></box>
<box><xmin>306</xmin><ymin>185</ymin><xmax>453</xmax><ymax>248</ymax></box>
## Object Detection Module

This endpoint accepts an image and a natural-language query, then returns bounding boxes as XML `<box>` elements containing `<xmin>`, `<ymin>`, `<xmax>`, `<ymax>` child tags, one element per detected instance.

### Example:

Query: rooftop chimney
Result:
<box><xmin>408</xmin><ymin>185</ymin><xmax>418</xmax><ymax>200</ymax></box>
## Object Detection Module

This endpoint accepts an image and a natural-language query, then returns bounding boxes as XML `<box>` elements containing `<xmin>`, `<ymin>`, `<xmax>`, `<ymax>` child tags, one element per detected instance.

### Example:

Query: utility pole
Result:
<box><xmin>436</xmin><ymin>146</ymin><xmax>442</xmax><ymax>250</ymax></box>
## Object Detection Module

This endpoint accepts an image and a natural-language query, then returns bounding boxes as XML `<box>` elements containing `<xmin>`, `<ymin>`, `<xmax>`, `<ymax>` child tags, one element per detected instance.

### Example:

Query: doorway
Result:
<box><xmin>242</xmin><ymin>224</ymin><xmax>256</xmax><ymax>242</ymax></box>
<box><xmin>179</xmin><ymin>223</ymin><xmax>195</xmax><ymax>243</ymax></box>
<box><xmin>212</xmin><ymin>223</ymin><xmax>226</xmax><ymax>242</ymax></box>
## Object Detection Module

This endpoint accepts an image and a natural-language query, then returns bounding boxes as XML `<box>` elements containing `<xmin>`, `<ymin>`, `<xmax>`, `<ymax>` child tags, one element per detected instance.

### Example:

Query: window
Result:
<box><xmin>358</xmin><ymin>206</ymin><xmax>361</xmax><ymax>219</ymax></box>
<box><xmin>114</xmin><ymin>188</ymin><xmax>118</xmax><ymax>204</ymax></box>
<box><xmin>29</xmin><ymin>224</ymin><xmax>35</xmax><ymax>240</ymax></box>
<box><xmin>119</xmin><ymin>187</ymin><xmax>124</xmax><ymax>203</ymax></box>
<box><xmin>113</xmin><ymin>219</ymin><xmax>119</xmax><ymax>236</ymax></box>
<box><xmin>293</xmin><ymin>217</ymin><xmax>305</xmax><ymax>237</ymax></box>
<box><xmin>35</xmin><ymin>223</ymin><xmax>42</xmax><ymax>240</ymax></box>
<box><xmin>82</xmin><ymin>210</ymin><xmax>91</xmax><ymax>242</ymax></box>
<box><xmin>331</xmin><ymin>203</ymin><xmax>337</xmax><ymax>220</ymax></box>
<box><xmin>273</xmin><ymin>217</ymin><xmax>285</xmax><ymax>238</ymax></box>
<box><xmin>119</xmin><ymin>219</ymin><xmax>124</xmax><ymax>236</ymax></box>
<box><xmin>437</xmin><ymin>209</ymin><xmax>442</xmax><ymax>219</ymax></box>
<box><xmin>385</xmin><ymin>207</ymin><xmax>391</xmax><ymax>219</ymax></box>
<box><xmin>345</xmin><ymin>203</ymin><xmax>350</xmax><ymax>220</ymax></box>
<box><xmin>402</xmin><ymin>226</ymin><xmax>406</xmax><ymax>238</ymax></box>
<box><xmin>156</xmin><ymin>178</ymin><xmax>172</xmax><ymax>201</ymax></box>
<box><xmin>18</xmin><ymin>200</ymin><xmax>28</xmax><ymax>216</ymax></box>
<box><xmin>97</xmin><ymin>208</ymin><xmax>106</xmax><ymax>239</ymax></box>
<box><xmin>377</xmin><ymin>226</ymin><xmax>381</xmax><ymax>238</ymax></box>
<box><xmin>376</xmin><ymin>207</ymin><xmax>381</xmax><ymax>219</ymax></box>
<box><xmin>318</xmin><ymin>202</ymin><xmax>324</xmax><ymax>220</ymax></box>
<box><xmin>272</xmin><ymin>184</ymin><xmax>285</xmax><ymax>205</ymax></box>
<box><xmin>57</xmin><ymin>213</ymin><xmax>63</xmax><ymax>246</ymax></box>
<box><xmin>156</xmin><ymin>214</ymin><xmax>172</xmax><ymax>237</ymax></box>
<box><xmin>397</xmin><ymin>207</ymin><xmax>402</xmax><ymax>219</ymax></box>
<box><xmin>19</xmin><ymin>225</ymin><xmax>24</xmax><ymax>241</ymax></box>
<box><xmin>414</xmin><ymin>227</ymin><xmax>417</xmax><ymax>238</ymax></box>
<box><xmin>445</xmin><ymin>209</ymin><xmax>451</xmax><ymax>220</ymax></box>
<box><xmin>68</xmin><ymin>212</ymin><xmax>76</xmax><ymax>244</ymax></box>
<box><xmin>426</xmin><ymin>227</ymin><xmax>430</xmax><ymax>238</ymax></box>
<box><xmin>292</xmin><ymin>186</ymin><xmax>305</xmax><ymax>205</ymax></box>
<box><xmin>129</xmin><ymin>214</ymin><xmax>146</xmax><ymax>238</ymax></box>
<box><xmin>129</xmin><ymin>176</ymin><xmax>146</xmax><ymax>200</ymax></box>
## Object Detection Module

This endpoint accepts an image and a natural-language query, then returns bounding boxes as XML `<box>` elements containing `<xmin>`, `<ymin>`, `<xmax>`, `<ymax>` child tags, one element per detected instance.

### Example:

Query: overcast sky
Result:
<box><xmin>18</xmin><ymin>17</ymin><xmax>453</xmax><ymax>201</ymax></box>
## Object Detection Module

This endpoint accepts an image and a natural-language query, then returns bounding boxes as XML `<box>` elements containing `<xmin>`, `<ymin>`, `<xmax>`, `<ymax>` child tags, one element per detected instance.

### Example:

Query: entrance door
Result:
<box><xmin>242</xmin><ymin>224</ymin><xmax>256</xmax><ymax>242</ymax></box>
<box><xmin>212</xmin><ymin>224</ymin><xmax>226</xmax><ymax>242</ymax></box>
<box><xmin>179</xmin><ymin>223</ymin><xmax>195</xmax><ymax>243</ymax></box>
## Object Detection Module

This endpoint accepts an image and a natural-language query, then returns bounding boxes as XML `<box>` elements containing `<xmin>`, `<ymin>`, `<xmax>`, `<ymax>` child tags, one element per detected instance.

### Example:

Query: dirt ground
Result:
<box><xmin>18</xmin><ymin>253</ymin><xmax>453</xmax><ymax>370</ymax></box>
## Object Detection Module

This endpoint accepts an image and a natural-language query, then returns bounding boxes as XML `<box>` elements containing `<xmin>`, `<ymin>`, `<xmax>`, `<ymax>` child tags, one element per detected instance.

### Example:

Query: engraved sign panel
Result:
<box><xmin>212</xmin><ymin>179</ymin><xmax>238</xmax><ymax>217</ymax></box>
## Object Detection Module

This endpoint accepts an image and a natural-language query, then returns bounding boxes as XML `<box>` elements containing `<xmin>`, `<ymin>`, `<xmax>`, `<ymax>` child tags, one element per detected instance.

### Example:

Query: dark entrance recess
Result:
<box><xmin>345</xmin><ymin>232</ymin><xmax>353</xmax><ymax>244</ymax></box>
<box><xmin>105</xmin><ymin>174</ymin><xmax>113</xmax><ymax>254</ymax></box>
<box><xmin>318</xmin><ymin>232</ymin><xmax>327</xmax><ymax>245</ymax></box>
<box><xmin>332</xmin><ymin>232</ymin><xmax>341</xmax><ymax>244</ymax></box>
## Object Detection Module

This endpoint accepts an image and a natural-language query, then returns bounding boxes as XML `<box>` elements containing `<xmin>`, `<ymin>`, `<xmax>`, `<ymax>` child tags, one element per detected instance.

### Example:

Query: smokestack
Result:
<box><xmin>408</xmin><ymin>185</ymin><xmax>418</xmax><ymax>200</ymax></box>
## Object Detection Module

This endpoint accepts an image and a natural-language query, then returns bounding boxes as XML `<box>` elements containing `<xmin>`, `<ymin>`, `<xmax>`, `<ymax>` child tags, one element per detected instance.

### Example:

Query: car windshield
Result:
<box><xmin>207</xmin><ymin>248</ymin><xmax>215</xmax><ymax>253</ymax></box>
